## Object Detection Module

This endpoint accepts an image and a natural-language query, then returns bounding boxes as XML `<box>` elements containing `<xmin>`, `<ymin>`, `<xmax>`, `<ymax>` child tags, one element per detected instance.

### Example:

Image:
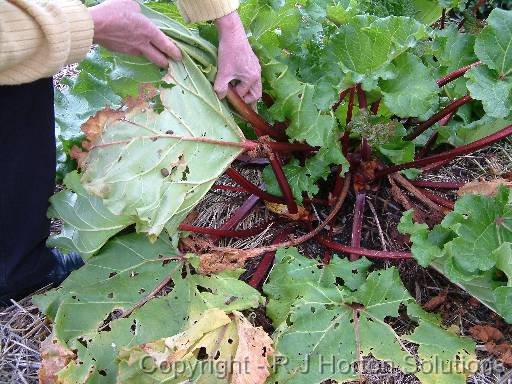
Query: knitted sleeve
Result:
<box><xmin>0</xmin><ymin>0</ymin><xmax>94</xmax><ymax>85</ymax></box>
<box><xmin>176</xmin><ymin>0</ymin><xmax>240</xmax><ymax>22</ymax></box>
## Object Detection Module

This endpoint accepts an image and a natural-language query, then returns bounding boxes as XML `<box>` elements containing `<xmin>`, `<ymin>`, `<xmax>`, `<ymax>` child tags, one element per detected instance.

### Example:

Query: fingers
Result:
<box><xmin>244</xmin><ymin>80</ymin><xmax>262</xmax><ymax>104</ymax></box>
<box><xmin>141</xmin><ymin>44</ymin><xmax>170</xmax><ymax>68</ymax></box>
<box><xmin>214</xmin><ymin>73</ymin><xmax>235</xmax><ymax>100</ymax></box>
<box><xmin>150</xmin><ymin>28</ymin><xmax>182</xmax><ymax>61</ymax></box>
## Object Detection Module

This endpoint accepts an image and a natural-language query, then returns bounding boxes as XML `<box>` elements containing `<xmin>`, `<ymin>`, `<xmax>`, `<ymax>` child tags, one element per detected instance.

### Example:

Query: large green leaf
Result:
<box><xmin>474</xmin><ymin>8</ymin><xmax>512</xmax><ymax>78</ymax></box>
<box><xmin>330</xmin><ymin>15</ymin><xmax>428</xmax><ymax>85</ymax></box>
<box><xmin>466</xmin><ymin>9</ymin><xmax>512</xmax><ymax>119</ymax></box>
<box><xmin>47</xmin><ymin>171</ymin><xmax>133</xmax><ymax>258</ymax></box>
<box><xmin>265</xmin><ymin>248</ymin><xmax>477</xmax><ymax>384</ymax></box>
<box><xmin>380</xmin><ymin>53</ymin><xmax>439</xmax><ymax>118</ymax></box>
<box><xmin>399</xmin><ymin>186</ymin><xmax>512</xmax><ymax>323</ymax></box>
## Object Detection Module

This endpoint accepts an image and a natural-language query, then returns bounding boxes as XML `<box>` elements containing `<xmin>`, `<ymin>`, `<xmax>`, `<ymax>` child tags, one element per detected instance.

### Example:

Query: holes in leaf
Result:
<box><xmin>335</xmin><ymin>277</ymin><xmax>345</xmax><ymax>286</ymax></box>
<box><xmin>98</xmin><ymin>370</ymin><xmax>107</xmax><ymax>377</ymax></box>
<box><xmin>227</xmin><ymin>338</ymin><xmax>233</xmax><ymax>344</ymax></box>
<box><xmin>77</xmin><ymin>338</ymin><xmax>88</xmax><ymax>348</ymax></box>
<box><xmin>197</xmin><ymin>347</ymin><xmax>208</xmax><ymax>360</ymax></box>
<box><xmin>106</xmin><ymin>292</ymin><xmax>114</xmax><ymax>299</ymax></box>
<box><xmin>130</xmin><ymin>271</ymin><xmax>139</xmax><ymax>278</ymax></box>
<box><xmin>310</xmin><ymin>307</ymin><xmax>316</xmax><ymax>314</ymax></box>
<box><xmin>214</xmin><ymin>350</ymin><xmax>221</xmax><ymax>360</ymax></box>
<box><xmin>352</xmin><ymin>269</ymin><xmax>358</xmax><ymax>275</ymax></box>
<box><xmin>325</xmin><ymin>304</ymin><xmax>336</xmax><ymax>310</ymax></box>
<box><xmin>108</xmin><ymin>272</ymin><xmax>117</xmax><ymax>278</ymax></box>
<box><xmin>166</xmin><ymin>130</ymin><xmax>174</xmax><ymax>135</ymax></box>
<box><xmin>181</xmin><ymin>166</ymin><xmax>190</xmax><ymax>181</ymax></box>
<box><xmin>130</xmin><ymin>319</ymin><xmax>137</xmax><ymax>334</ymax></box>
<box><xmin>138</xmin><ymin>288</ymin><xmax>146</xmax><ymax>295</ymax></box>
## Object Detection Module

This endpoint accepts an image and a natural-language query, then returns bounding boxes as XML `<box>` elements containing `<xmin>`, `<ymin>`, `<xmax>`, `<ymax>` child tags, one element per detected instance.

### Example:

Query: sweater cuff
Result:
<box><xmin>177</xmin><ymin>0</ymin><xmax>240</xmax><ymax>23</ymax></box>
<box><xmin>56</xmin><ymin>0</ymin><xmax>94</xmax><ymax>65</ymax></box>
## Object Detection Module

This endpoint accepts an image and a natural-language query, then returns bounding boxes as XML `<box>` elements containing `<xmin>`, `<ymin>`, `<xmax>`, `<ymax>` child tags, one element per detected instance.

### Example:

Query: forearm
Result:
<box><xmin>0</xmin><ymin>0</ymin><xmax>93</xmax><ymax>85</ymax></box>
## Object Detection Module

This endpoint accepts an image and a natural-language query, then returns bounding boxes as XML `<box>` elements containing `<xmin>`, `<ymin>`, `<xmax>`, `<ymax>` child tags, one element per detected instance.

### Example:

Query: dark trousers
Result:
<box><xmin>0</xmin><ymin>79</ymin><xmax>56</xmax><ymax>294</ymax></box>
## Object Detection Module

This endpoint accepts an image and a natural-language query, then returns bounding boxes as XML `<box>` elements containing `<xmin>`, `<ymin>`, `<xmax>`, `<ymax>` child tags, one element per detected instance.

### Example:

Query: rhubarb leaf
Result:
<box><xmin>47</xmin><ymin>171</ymin><xmax>132</xmax><ymax>258</ymax></box>
<box><xmin>380</xmin><ymin>53</ymin><xmax>439</xmax><ymax>118</ymax></box>
<box><xmin>474</xmin><ymin>8</ymin><xmax>512</xmax><ymax>78</ymax></box>
<box><xmin>400</xmin><ymin>186</ymin><xmax>512</xmax><ymax>323</ymax></box>
<box><xmin>34</xmin><ymin>233</ymin><xmax>263</xmax><ymax>383</ymax></box>
<box><xmin>466</xmin><ymin>66</ymin><xmax>512</xmax><ymax>119</ymax></box>
<box><xmin>75</xmin><ymin>54</ymin><xmax>245</xmax><ymax>242</ymax></box>
<box><xmin>263</xmin><ymin>247</ymin><xmax>372</xmax><ymax>327</ymax></box>
<box><xmin>330</xmin><ymin>15</ymin><xmax>428</xmax><ymax>85</ymax></box>
<box><xmin>117</xmin><ymin>310</ymin><xmax>274</xmax><ymax>384</ymax></box>
<box><xmin>266</xmin><ymin>249</ymin><xmax>477</xmax><ymax>384</ymax></box>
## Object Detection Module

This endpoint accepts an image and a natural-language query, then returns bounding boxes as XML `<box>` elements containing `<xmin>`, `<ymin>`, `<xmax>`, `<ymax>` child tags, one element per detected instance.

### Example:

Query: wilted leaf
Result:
<box><xmin>39</xmin><ymin>333</ymin><xmax>76</xmax><ymax>384</ymax></box>
<box><xmin>470</xmin><ymin>325</ymin><xmax>504</xmax><ymax>343</ymax></box>
<box><xmin>76</xmin><ymin>53</ymin><xmax>245</xmax><ymax>242</ymax></box>
<box><xmin>457</xmin><ymin>178</ymin><xmax>512</xmax><ymax>197</ymax></box>
<box><xmin>117</xmin><ymin>309</ymin><xmax>273</xmax><ymax>383</ymax></box>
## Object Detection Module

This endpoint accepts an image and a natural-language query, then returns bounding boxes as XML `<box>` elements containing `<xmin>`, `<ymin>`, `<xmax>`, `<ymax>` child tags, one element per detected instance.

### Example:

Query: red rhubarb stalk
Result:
<box><xmin>318</xmin><ymin>237</ymin><xmax>413</xmax><ymax>259</ymax></box>
<box><xmin>267</xmin><ymin>141</ymin><xmax>316</xmax><ymax>153</ymax></box>
<box><xmin>416</xmin><ymin>111</ymin><xmax>454</xmax><ymax>159</ymax></box>
<box><xmin>410</xmin><ymin>181</ymin><xmax>465</xmax><ymax>190</ymax></box>
<box><xmin>405</xmin><ymin>95</ymin><xmax>473</xmax><ymax>141</ymax></box>
<box><xmin>370</xmin><ymin>99</ymin><xmax>380</xmax><ymax>115</ymax></box>
<box><xmin>249</xmin><ymin>228</ymin><xmax>294</xmax><ymax>288</ymax></box>
<box><xmin>211</xmin><ymin>185</ymin><xmax>247</xmax><ymax>193</ymax></box>
<box><xmin>356</xmin><ymin>84</ymin><xmax>367</xmax><ymax>110</ymax></box>
<box><xmin>375</xmin><ymin>124</ymin><xmax>512</xmax><ymax>179</ymax></box>
<box><xmin>418</xmin><ymin>189</ymin><xmax>455</xmax><ymax>210</ymax></box>
<box><xmin>226</xmin><ymin>87</ymin><xmax>286</xmax><ymax>141</ymax></box>
<box><xmin>332</xmin><ymin>88</ymin><xmax>350</xmax><ymax>112</ymax></box>
<box><xmin>437</xmin><ymin>61</ymin><xmax>481</xmax><ymax>87</ymax></box>
<box><xmin>210</xmin><ymin>194</ymin><xmax>261</xmax><ymax>243</ymax></box>
<box><xmin>350</xmin><ymin>192</ymin><xmax>366</xmax><ymax>261</ymax></box>
<box><xmin>269</xmin><ymin>152</ymin><xmax>298</xmax><ymax>214</ymax></box>
<box><xmin>225</xmin><ymin>168</ymin><xmax>285</xmax><ymax>204</ymax></box>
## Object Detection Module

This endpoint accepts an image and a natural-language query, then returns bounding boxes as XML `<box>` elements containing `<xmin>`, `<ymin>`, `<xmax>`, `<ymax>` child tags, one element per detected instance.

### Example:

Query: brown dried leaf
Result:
<box><xmin>485</xmin><ymin>341</ymin><xmax>512</xmax><ymax>366</ymax></box>
<box><xmin>265</xmin><ymin>202</ymin><xmax>311</xmax><ymax>221</ymax></box>
<box><xmin>470</xmin><ymin>325</ymin><xmax>505</xmax><ymax>343</ymax></box>
<box><xmin>38</xmin><ymin>333</ymin><xmax>76</xmax><ymax>384</ymax></box>
<box><xmin>69</xmin><ymin>145</ymin><xmax>88</xmax><ymax>170</ymax></box>
<box><xmin>123</xmin><ymin>84</ymin><xmax>158</xmax><ymax>110</ymax></box>
<box><xmin>423</xmin><ymin>289</ymin><xmax>448</xmax><ymax>311</ymax></box>
<box><xmin>457</xmin><ymin>178</ymin><xmax>512</xmax><ymax>197</ymax></box>
<box><xmin>199</xmin><ymin>248</ymin><xmax>256</xmax><ymax>275</ymax></box>
<box><xmin>81</xmin><ymin>109</ymin><xmax>125</xmax><ymax>147</ymax></box>
<box><xmin>232</xmin><ymin>311</ymin><xmax>274</xmax><ymax>384</ymax></box>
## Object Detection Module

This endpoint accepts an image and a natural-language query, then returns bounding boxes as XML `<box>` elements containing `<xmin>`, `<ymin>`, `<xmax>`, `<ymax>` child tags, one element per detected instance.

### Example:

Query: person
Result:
<box><xmin>0</xmin><ymin>0</ymin><xmax>262</xmax><ymax>305</ymax></box>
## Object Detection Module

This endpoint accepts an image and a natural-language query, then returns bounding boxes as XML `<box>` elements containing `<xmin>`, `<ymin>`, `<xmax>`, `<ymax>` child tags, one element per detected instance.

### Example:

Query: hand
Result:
<box><xmin>89</xmin><ymin>0</ymin><xmax>181</xmax><ymax>68</ymax></box>
<box><xmin>214</xmin><ymin>12</ymin><xmax>262</xmax><ymax>104</ymax></box>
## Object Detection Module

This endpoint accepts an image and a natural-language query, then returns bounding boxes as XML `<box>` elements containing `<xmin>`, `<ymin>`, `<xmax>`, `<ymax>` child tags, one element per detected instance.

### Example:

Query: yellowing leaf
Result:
<box><xmin>39</xmin><ymin>333</ymin><xmax>76</xmax><ymax>384</ymax></box>
<box><xmin>117</xmin><ymin>309</ymin><xmax>273</xmax><ymax>384</ymax></box>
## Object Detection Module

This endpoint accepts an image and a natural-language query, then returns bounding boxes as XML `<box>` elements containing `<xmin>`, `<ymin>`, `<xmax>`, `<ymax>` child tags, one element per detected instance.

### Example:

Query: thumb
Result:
<box><xmin>214</xmin><ymin>72</ymin><xmax>233</xmax><ymax>100</ymax></box>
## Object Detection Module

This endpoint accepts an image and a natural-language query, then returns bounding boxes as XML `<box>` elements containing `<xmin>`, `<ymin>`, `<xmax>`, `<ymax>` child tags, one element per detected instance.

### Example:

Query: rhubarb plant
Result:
<box><xmin>399</xmin><ymin>186</ymin><xmax>512</xmax><ymax>323</ymax></box>
<box><xmin>40</xmin><ymin>2</ymin><xmax>512</xmax><ymax>383</ymax></box>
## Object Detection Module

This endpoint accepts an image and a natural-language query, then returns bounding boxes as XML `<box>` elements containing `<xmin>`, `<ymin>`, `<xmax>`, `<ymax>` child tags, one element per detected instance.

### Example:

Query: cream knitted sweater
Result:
<box><xmin>0</xmin><ymin>0</ymin><xmax>239</xmax><ymax>85</ymax></box>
